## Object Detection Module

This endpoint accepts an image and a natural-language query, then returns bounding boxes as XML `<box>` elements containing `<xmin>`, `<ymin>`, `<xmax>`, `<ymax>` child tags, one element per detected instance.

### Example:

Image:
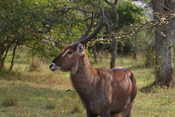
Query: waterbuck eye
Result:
<box><xmin>67</xmin><ymin>51</ymin><xmax>73</xmax><ymax>55</ymax></box>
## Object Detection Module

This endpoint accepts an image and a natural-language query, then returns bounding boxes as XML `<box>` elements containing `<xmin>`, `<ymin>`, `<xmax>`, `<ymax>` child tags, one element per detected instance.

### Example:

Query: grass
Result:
<box><xmin>0</xmin><ymin>56</ymin><xmax>175</xmax><ymax>117</ymax></box>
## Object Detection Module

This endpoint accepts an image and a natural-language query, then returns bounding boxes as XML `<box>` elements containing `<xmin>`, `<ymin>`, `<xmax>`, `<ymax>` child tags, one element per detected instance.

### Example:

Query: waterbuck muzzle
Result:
<box><xmin>49</xmin><ymin>63</ymin><xmax>59</xmax><ymax>71</ymax></box>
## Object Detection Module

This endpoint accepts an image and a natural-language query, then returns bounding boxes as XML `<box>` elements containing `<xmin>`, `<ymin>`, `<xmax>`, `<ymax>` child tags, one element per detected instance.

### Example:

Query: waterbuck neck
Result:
<box><xmin>70</xmin><ymin>54</ymin><xmax>97</xmax><ymax>85</ymax></box>
<box><xmin>70</xmin><ymin>55</ymin><xmax>98</xmax><ymax>101</ymax></box>
<box><xmin>71</xmin><ymin>55</ymin><xmax>94</xmax><ymax>76</ymax></box>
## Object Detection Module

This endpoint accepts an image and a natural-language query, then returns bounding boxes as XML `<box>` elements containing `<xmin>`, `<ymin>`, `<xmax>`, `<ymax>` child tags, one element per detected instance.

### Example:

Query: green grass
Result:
<box><xmin>0</xmin><ymin>56</ymin><xmax>175</xmax><ymax>117</ymax></box>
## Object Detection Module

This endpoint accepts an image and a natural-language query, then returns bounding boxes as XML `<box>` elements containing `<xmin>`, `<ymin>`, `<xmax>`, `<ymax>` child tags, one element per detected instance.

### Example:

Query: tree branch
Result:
<box><xmin>114</xmin><ymin>0</ymin><xmax>118</xmax><ymax>4</ymax></box>
<box><xmin>79</xmin><ymin>14</ymin><xmax>104</xmax><ymax>44</ymax></box>
<box><xmin>80</xmin><ymin>12</ymin><xmax>95</xmax><ymax>39</ymax></box>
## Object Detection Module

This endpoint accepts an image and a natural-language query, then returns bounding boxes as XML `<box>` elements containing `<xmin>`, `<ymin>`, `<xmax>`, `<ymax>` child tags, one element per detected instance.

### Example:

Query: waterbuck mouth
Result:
<box><xmin>49</xmin><ymin>63</ymin><xmax>59</xmax><ymax>71</ymax></box>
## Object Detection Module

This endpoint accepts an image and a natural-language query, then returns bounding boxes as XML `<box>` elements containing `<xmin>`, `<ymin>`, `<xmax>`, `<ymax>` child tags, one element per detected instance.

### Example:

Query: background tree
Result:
<box><xmin>152</xmin><ymin>0</ymin><xmax>175</xmax><ymax>87</ymax></box>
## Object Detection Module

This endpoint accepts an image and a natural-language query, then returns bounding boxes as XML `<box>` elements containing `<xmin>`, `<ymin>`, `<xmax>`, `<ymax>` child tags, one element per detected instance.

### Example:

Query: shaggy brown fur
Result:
<box><xmin>50</xmin><ymin>43</ymin><xmax>137</xmax><ymax>117</ymax></box>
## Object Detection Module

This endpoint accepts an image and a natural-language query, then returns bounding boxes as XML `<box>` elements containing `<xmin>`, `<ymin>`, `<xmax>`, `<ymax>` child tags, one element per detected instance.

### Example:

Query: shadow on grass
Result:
<box><xmin>0</xmin><ymin>70</ymin><xmax>21</xmax><ymax>81</ymax></box>
<box><xmin>140</xmin><ymin>82</ymin><xmax>156</xmax><ymax>93</ymax></box>
<box><xmin>140</xmin><ymin>81</ymin><xmax>170</xmax><ymax>93</ymax></box>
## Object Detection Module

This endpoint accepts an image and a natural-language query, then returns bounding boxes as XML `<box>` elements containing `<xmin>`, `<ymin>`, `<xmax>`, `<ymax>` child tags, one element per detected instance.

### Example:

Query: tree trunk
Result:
<box><xmin>0</xmin><ymin>47</ymin><xmax>6</xmax><ymax>70</ymax></box>
<box><xmin>0</xmin><ymin>58</ymin><xmax>5</xmax><ymax>70</ymax></box>
<box><xmin>0</xmin><ymin>46</ymin><xmax>10</xmax><ymax>71</ymax></box>
<box><xmin>107</xmin><ymin>3</ymin><xmax>119</xmax><ymax>69</ymax></box>
<box><xmin>110</xmin><ymin>37</ymin><xmax>117</xmax><ymax>68</ymax></box>
<box><xmin>153</xmin><ymin>0</ymin><xmax>175</xmax><ymax>87</ymax></box>
<box><xmin>9</xmin><ymin>43</ymin><xmax>18</xmax><ymax>71</ymax></box>
<box><xmin>92</xmin><ymin>46</ymin><xmax>98</xmax><ymax>63</ymax></box>
<box><xmin>132</xmin><ymin>34</ymin><xmax>137</xmax><ymax>60</ymax></box>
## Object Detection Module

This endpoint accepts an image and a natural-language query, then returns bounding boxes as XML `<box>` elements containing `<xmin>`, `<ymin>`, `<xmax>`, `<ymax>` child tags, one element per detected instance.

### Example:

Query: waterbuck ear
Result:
<box><xmin>76</xmin><ymin>43</ymin><xmax>84</xmax><ymax>53</ymax></box>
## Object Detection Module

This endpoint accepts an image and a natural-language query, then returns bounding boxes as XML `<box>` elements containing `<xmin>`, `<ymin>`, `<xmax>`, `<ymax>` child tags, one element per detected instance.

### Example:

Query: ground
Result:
<box><xmin>0</xmin><ymin>56</ymin><xmax>175</xmax><ymax>117</ymax></box>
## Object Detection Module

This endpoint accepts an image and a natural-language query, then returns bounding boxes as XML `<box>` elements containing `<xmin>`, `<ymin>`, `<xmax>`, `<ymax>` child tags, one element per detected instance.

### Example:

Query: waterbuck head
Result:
<box><xmin>49</xmin><ymin>43</ymin><xmax>85</xmax><ymax>73</ymax></box>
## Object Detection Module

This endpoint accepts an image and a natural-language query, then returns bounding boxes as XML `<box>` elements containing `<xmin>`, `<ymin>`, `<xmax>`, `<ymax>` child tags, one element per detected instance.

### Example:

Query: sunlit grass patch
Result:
<box><xmin>134</xmin><ymin>87</ymin><xmax>175</xmax><ymax>117</ymax></box>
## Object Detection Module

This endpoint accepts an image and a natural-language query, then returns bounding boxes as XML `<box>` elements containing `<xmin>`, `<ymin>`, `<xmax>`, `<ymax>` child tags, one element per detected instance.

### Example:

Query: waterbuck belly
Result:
<box><xmin>77</xmin><ymin>90</ymin><xmax>108</xmax><ymax>114</ymax></box>
<box><xmin>87</xmin><ymin>96</ymin><xmax>107</xmax><ymax>114</ymax></box>
<box><xmin>86</xmin><ymin>96</ymin><xmax>130</xmax><ymax>114</ymax></box>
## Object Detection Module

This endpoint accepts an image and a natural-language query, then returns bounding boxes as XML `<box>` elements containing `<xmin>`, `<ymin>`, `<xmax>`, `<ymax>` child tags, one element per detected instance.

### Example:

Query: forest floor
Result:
<box><xmin>0</xmin><ymin>57</ymin><xmax>175</xmax><ymax>117</ymax></box>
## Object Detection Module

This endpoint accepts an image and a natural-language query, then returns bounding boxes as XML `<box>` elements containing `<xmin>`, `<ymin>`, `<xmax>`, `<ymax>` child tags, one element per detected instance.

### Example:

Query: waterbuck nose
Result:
<box><xmin>49</xmin><ymin>63</ymin><xmax>58</xmax><ymax>71</ymax></box>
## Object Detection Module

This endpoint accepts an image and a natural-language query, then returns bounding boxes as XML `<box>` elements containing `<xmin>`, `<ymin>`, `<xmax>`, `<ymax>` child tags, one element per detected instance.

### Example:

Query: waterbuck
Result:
<box><xmin>49</xmin><ymin>43</ymin><xmax>137</xmax><ymax>117</ymax></box>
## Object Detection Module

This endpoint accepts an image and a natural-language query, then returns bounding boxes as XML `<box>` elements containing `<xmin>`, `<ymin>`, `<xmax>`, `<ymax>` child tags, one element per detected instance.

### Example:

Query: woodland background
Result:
<box><xmin>0</xmin><ymin>0</ymin><xmax>175</xmax><ymax>117</ymax></box>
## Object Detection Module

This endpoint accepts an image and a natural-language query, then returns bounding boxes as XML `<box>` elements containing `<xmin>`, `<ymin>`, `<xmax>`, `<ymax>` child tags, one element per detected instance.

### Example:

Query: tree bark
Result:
<box><xmin>110</xmin><ymin>37</ymin><xmax>117</xmax><ymax>68</ymax></box>
<box><xmin>9</xmin><ymin>43</ymin><xmax>18</xmax><ymax>71</ymax></box>
<box><xmin>0</xmin><ymin>45</ymin><xmax>10</xmax><ymax>71</ymax></box>
<box><xmin>153</xmin><ymin>0</ymin><xmax>175</xmax><ymax>87</ymax></box>
<box><xmin>0</xmin><ymin>52</ymin><xmax>5</xmax><ymax>70</ymax></box>
<box><xmin>106</xmin><ymin>2</ymin><xmax>119</xmax><ymax>69</ymax></box>
<box><xmin>132</xmin><ymin>34</ymin><xmax>137</xmax><ymax>60</ymax></box>
<box><xmin>92</xmin><ymin>46</ymin><xmax>98</xmax><ymax>63</ymax></box>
